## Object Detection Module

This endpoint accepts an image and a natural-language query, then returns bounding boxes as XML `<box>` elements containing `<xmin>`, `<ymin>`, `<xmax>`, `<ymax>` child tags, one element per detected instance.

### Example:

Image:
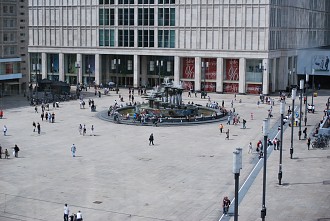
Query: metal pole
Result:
<box><xmin>311</xmin><ymin>69</ymin><xmax>314</xmax><ymax>107</ymax></box>
<box><xmin>305</xmin><ymin>74</ymin><xmax>309</xmax><ymax>126</ymax></box>
<box><xmin>261</xmin><ymin>119</ymin><xmax>269</xmax><ymax>221</ymax></box>
<box><xmin>88</xmin><ymin>64</ymin><xmax>91</xmax><ymax>89</ymax></box>
<box><xmin>234</xmin><ymin>172</ymin><xmax>239</xmax><ymax>221</ymax></box>
<box><xmin>278</xmin><ymin>101</ymin><xmax>285</xmax><ymax>185</ymax></box>
<box><xmin>290</xmin><ymin>88</ymin><xmax>297</xmax><ymax>159</ymax></box>
<box><xmin>299</xmin><ymin>80</ymin><xmax>304</xmax><ymax>140</ymax></box>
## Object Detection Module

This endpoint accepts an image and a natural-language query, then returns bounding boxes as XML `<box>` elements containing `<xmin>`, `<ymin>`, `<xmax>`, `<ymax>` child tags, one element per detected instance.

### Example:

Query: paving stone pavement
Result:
<box><xmin>0</xmin><ymin>88</ymin><xmax>329</xmax><ymax>221</ymax></box>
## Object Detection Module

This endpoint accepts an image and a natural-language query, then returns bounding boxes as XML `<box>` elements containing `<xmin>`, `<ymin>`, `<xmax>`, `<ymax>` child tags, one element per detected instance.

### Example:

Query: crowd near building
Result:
<box><xmin>3</xmin><ymin>0</ymin><xmax>330</xmax><ymax>95</ymax></box>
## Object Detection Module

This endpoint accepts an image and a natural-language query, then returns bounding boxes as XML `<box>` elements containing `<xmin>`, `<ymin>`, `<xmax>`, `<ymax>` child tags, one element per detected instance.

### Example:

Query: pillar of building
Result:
<box><xmin>216</xmin><ymin>57</ymin><xmax>224</xmax><ymax>93</ymax></box>
<box><xmin>141</xmin><ymin>56</ymin><xmax>148</xmax><ymax>87</ymax></box>
<box><xmin>271</xmin><ymin>58</ymin><xmax>277</xmax><ymax>93</ymax></box>
<box><xmin>174</xmin><ymin>56</ymin><xmax>180</xmax><ymax>84</ymax></box>
<box><xmin>133</xmin><ymin>54</ymin><xmax>141</xmax><ymax>88</ymax></box>
<box><xmin>239</xmin><ymin>58</ymin><xmax>246</xmax><ymax>94</ymax></box>
<box><xmin>195</xmin><ymin>57</ymin><xmax>201</xmax><ymax>91</ymax></box>
<box><xmin>262</xmin><ymin>58</ymin><xmax>269</xmax><ymax>95</ymax></box>
<box><xmin>77</xmin><ymin>53</ymin><xmax>82</xmax><ymax>84</ymax></box>
<box><xmin>41</xmin><ymin>52</ymin><xmax>47</xmax><ymax>79</ymax></box>
<box><xmin>94</xmin><ymin>54</ymin><xmax>101</xmax><ymax>85</ymax></box>
<box><xmin>59</xmin><ymin>53</ymin><xmax>64</xmax><ymax>82</ymax></box>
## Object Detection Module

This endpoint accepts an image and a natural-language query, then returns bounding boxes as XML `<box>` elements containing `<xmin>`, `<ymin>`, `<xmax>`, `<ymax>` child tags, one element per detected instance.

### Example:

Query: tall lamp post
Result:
<box><xmin>298</xmin><ymin>80</ymin><xmax>304</xmax><ymax>140</ymax></box>
<box><xmin>51</xmin><ymin>63</ymin><xmax>54</xmax><ymax>81</ymax></box>
<box><xmin>311</xmin><ymin>68</ymin><xmax>315</xmax><ymax>107</ymax></box>
<box><xmin>88</xmin><ymin>64</ymin><xmax>91</xmax><ymax>89</ymax></box>
<box><xmin>304</xmin><ymin>74</ymin><xmax>309</xmax><ymax>126</ymax></box>
<box><xmin>290</xmin><ymin>87</ymin><xmax>297</xmax><ymax>159</ymax></box>
<box><xmin>233</xmin><ymin>147</ymin><xmax>242</xmax><ymax>221</ymax></box>
<box><xmin>261</xmin><ymin>118</ymin><xmax>270</xmax><ymax>221</ymax></box>
<box><xmin>278</xmin><ymin>101</ymin><xmax>285</xmax><ymax>185</ymax></box>
<box><xmin>75</xmin><ymin>61</ymin><xmax>80</xmax><ymax>94</ymax></box>
<box><xmin>201</xmin><ymin>61</ymin><xmax>208</xmax><ymax>98</ymax></box>
<box><xmin>114</xmin><ymin>58</ymin><xmax>120</xmax><ymax>94</ymax></box>
<box><xmin>156</xmin><ymin>60</ymin><xmax>163</xmax><ymax>86</ymax></box>
<box><xmin>33</xmin><ymin>63</ymin><xmax>40</xmax><ymax>101</ymax></box>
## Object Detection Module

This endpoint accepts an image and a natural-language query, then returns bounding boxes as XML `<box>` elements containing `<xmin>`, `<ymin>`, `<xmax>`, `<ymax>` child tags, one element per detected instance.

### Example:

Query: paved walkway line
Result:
<box><xmin>219</xmin><ymin>105</ymin><xmax>297</xmax><ymax>221</ymax></box>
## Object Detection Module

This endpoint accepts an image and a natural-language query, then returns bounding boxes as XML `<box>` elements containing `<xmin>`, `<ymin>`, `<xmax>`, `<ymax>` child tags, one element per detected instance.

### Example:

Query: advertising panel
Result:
<box><xmin>225</xmin><ymin>59</ymin><xmax>239</xmax><ymax>81</ymax></box>
<box><xmin>182</xmin><ymin>57</ymin><xmax>195</xmax><ymax>79</ymax></box>
<box><xmin>223</xmin><ymin>83</ymin><xmax>239</xmax><ymax>93</ymax></box>
<box><xmin>246</xmin><ymin>84</ymin><xmax>262</xmax><ymax>94</ymax></box>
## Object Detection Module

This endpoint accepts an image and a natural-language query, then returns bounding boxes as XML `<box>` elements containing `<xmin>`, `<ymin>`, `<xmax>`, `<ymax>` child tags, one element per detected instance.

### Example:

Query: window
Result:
<box><xmin>99</xmin><ymin>0</ymin><xmax>114</xmax><ymax>4</ymax></box>
<box><xmin>138</xmin><ymin>30</ymin><xmax>154</xmax><ymax>47</ymax></box>
<box><xmin>118</xmin><ymin>29</ymin><xmax>134</xmax><ymax>47</ymax></box>
<box><xmin>118</xmin><ymin>8</ymin><xmax>134</xmax><ymax>25</ymax></box>
<box><xmin>99</xmin><ymin>29</ymin><xmax>115</xmax><ymax>46</ymax></box>
<box><xmin>118</xmin><ymin>0</ymin><xmax>134</xmax><ymax>4</ymax></box>
<box><xmin>138</xmin><ymin>0</ymin><xmax>155</xmax><ymax>3</ymax></box>
<box><xmin>138</xmin><ymin>8</ymin><xmax>154</xmax><ymax>26</ymax></box>
<box><xmin>158</xmin><ymin>8</ymin><xmax>175</xmax><ymax>26</ymax></box>
<box><xmin>158</xmin><ymin>30</ymin><xmax>175</xmax><ymax>48</ymax></box>
<box><xmin>158</xmin><ymin>0</ymin><xmax>175</xmax><ymax>3</ymax></box>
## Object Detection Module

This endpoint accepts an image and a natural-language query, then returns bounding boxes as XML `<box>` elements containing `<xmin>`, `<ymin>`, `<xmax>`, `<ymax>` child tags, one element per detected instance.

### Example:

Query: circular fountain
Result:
<box><xmin>98</xmin><ymin>78</ymin><xmax>226</xmax><ymax>126</ymax></box>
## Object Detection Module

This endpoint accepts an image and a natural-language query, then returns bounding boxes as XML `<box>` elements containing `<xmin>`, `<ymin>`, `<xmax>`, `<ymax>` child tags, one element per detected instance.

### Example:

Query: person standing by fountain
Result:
<box><xmin>149</xmin><ymin>133</ymin><xmax>154</xmax><ymax>145</ymax></box>
<box><xmin>219</xmin><ymin>123</ymin><xmax>224</xmax><ymax>134</ymax></box>
<box><xmin>225</xmin><ymin>129</ymin><xmax>229</xmax><ymax>140</ymax></box>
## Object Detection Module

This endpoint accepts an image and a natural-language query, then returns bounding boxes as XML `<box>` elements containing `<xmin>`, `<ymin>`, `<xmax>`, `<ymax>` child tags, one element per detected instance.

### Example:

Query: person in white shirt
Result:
<box><xmin>76</xmin><ymin>211</ymin><xmax>83</xmax><ymax>221</ymax></box>
<box><xmin>63</xmin><ymin>204</ymin><xmax>69</xmax><ymax>221</ymax></box>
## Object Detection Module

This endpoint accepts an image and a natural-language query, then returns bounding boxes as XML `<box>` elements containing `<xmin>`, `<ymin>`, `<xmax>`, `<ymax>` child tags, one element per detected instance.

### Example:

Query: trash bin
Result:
<box><xmin>314</xmin><ymin>92</ymin><xmax>317</xmax><ymax>97</ymax></box>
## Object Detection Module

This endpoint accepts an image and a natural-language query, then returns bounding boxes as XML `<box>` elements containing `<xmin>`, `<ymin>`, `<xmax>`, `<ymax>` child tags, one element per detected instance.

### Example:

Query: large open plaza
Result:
<box><xmin>0</xmin><ymin>88</ymin><xmax>329</xmax><ymax>221</ymax></box>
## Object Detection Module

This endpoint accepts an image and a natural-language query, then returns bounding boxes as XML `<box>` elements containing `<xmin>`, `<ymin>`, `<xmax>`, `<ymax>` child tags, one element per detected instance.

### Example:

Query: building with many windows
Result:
<box><xmin>28</xmin><ymin>0</ymin><xmax>330</xmax><ymax>94</ymax></box>
<box><xmin>0</xmin><ymin>0</ymin><xmax>28</xmax><ymax>95</ymax></box>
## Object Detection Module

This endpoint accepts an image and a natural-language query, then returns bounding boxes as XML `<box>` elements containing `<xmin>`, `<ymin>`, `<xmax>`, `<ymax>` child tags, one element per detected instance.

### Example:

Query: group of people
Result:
<box><xmin>64</xmin><ymin>204</ymin><xmax>83</xmax><ymax>221</ymax></box>
<box><xmin>78</xmin><ymin>124</ymin><xmax>94</xmax><ymax>136</ymax></box>
<box><xmin>0</xmin><ymin>144</ymin><xmax>20</xmax><ymax>159</ymax></box>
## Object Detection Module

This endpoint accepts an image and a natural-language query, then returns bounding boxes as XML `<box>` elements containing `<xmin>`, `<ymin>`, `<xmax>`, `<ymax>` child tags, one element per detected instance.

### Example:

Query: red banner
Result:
<box><xmin>202</xmin><ymin>82</ymin><xmax>216</xmax><ymax>92</ymax></box>
<box><xmin>182</xmin><ymin>57</ymin><xmax>195</xmax><ymax>79</ymax></box>
<box><xmin>246</xmin><ymin>84</ymin><xmax>262</xmax><ymax>94</ymax></box>
<box><xmin>223</xmin><ymin>83</ymin><xmax>239</xmax><ymax>93</ymax></box>
<box><xmin>204</xmin><ymin>58</ymin><xmax>217</xmax><ymax>80</ymax></box>
<box><xmin>183</xmin><ymin>81</ymin><xmax>195</xmax><ymax>90</ymax></box>
<box><xmin>225</xmin><ymin>59</ymin><xmax>239</xmax><ymax>81</ymax></box>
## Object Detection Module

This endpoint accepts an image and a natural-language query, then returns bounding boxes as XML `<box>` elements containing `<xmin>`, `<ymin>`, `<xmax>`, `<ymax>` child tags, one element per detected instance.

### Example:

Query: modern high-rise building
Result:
<box><xmin>28</xmin><ymin>0</ymin><xmax>330</xmax><ymax>94</ymax></box>
<box><xmin>0</xmin><ymin>0</ymin><xmax>29</xmax><ymax>95</ymax></box>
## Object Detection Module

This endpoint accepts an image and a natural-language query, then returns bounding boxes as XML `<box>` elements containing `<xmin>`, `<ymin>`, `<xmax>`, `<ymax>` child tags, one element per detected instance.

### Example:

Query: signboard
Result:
<box><xmin>246</xmin><ymin>84</ymin><xmax>262</xmax><ymax>94</ymax></box>
<box><xmin>182</xmin><ymin>57</ymin><xmax>195</xmax><ymax>79</ymax></box>
<box><xmin>223</xmin><ymin>83</ymin><xmax>239</xmax><ymax>93</ymax></box>
<box><xmin>204</xmin><ymin>58</ymin><xmax>217</xmax><ymax>80</ymax></box>
<box><xmin>297</xmin><ymin>50</ymin><xmax>330</xmax><ymax>76</ymax></box>
<box><xmin>202</xmin><ymin>82</ymin><xmax>216</xmax><ymax>92</ymax></box>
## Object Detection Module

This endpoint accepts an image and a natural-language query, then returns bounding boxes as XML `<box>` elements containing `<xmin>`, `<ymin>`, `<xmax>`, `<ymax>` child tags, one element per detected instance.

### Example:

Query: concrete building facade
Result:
<box><xmin>0</xmin><ymin>0</ymin><xmax>29</xmax><ymax>95</ymax></box>
<box><xmin>28</xmin><ymin>0</ymin><xmax>330</xmax><ymax>94</ymax></box>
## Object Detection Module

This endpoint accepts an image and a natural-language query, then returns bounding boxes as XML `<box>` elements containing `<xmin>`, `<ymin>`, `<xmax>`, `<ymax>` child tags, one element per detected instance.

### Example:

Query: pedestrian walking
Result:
<box><xmin>37</xmin><ymin>123</ymin><xmax>41</xmax><ymax>134</ymax></box>
<box><xmin>248</xmin><ymin>142</ymin><xmax>253</xmax><ymax>153</ymax></box>
<box><xmin>251</xmin><ymin>112</ymin><xmax>254</xmax><ymax>120</ymax></box>
<box><xmin>227</xmin><ymin>115</ymin><xmax>231</xmax><ymax>125</ymax></box>
<box><xmin>33</xmin><ymin>121</ymin><xmax>36</xmax><ymax>132</ymax></box>
<box><xmin>64</xmin><ymin>204</ymin><xmax>69</xmax><ymax>221</ymax></box>
<box><xmin>0</xmin><ymin>144</ymin><xmax>2</xmax><ymax>159</ymax></box>
<box><xmin>303</xmin><ymin>127</ymin><xmax>307</xmax><ymax>139</ymax></box>
<box><xmin>14</xmin><ymin>144</ymin><xmax>19</xmax><ymax>157</ymax></box>
<box><xmin>90</xmin><ymin>125</ymin><xmax>94</xmax><ymax>136</ymax></box>
<box><xmin>41</xmin><ymin>112</ymin><xmax>44</xmax><ymax>121</ymax></box>
<box><xmin>225</xmin><ymin>129</ymin><xmax>229</xmax><ymax>140</ymax></box>
<box><xmin>78</xmin><ymin>124</ymin><xmax>82</xmax><ymax>135</ymax></box>
<box><xmin>52</xmin><ymin>113</ymin><xmax>55</xmax><ymax>123</ymax></box>
<box><xmin>4</xmin><ymin>149</ymin><xmax>9</xmax><ymax>159</ymax></box>
<box><xmin>149</xmin><ymin>133</ymin><xmax>154</xmax><ymax>145</ymax></box>
<box><xmin>83</xmin><ymin>125</ymin><xmax>86</xmax><ymax>136</ymax></box>
<box><xmin>242</xmin><ymin>119</ymin><xmax>247</xmax><ymax>129</ymax></box>
<box><xmin>222</xmin><ymin>196</ymin><xmax>231</xmax><ymax>216</ymax></box>
<box><xmin>231</xmin><ymin>100</ymin><xmax>233</xmax><ymax>108</ymax></box>
<box><xmin>71</xmin><ymin>144</ymin><xmax>76</xmax><ymax>157</ymax></box>
<box><xmin>276</xmin><ymin>139</ymin><xmax>280</xmax><ymax>150</ymax></box>
<box><xmin>219</xmin><ymin>123</ymin><xmax>224</xmax><ymax>133</ymax></box>
<box><xmin>307</xmin><ymin>137</ymin><xmax>311</xmax><ymax>150</ymax></box>
<box><xmin>3</xmin><ymin>125</ymin><xmax>7</xmax><ymax>136</ymax></box>
<box><xmin>76</xmin><ymin>211</ymin><xmax>83</xmax><ymax>221</ymax></box>
<box><xmin>35</xmin><ymin>105</ymin><xmax>38</xmax><ymax>113</ymax></box>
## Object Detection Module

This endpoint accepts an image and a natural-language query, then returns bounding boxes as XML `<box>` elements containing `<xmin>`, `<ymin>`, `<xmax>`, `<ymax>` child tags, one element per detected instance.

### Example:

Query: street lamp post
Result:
<box><xmin>311</xmin><ymin>69</ymin><xmax>315</xmax><ymax>107</ymax></box>
<box><xmin>88</xmin><ymin>64</ymin><xmax>91</xmax><ymax>89</ymax></box>
<box><xmin>261</xmin><ymin>118</ymin><xmax>270</xmax><ymax>221</ymax></box>
<box><xmin>233</xmin><ymin>147</ymin><xmax>242</xmax><ymax>221</ymax></box>
<box><xmin>201</xmin><ymin>61</ymin><xmax>208</xmax><ymax>99</ymax></box>
<box><xmin>305</xmin><ymin>74</ymin><xmax>309</xmax><ymax>126</ymax></box>
<box><xmin>51</xmin><ymin>63</ymin><xmax>54</xmax><ymax>81</ymax></box>
<box><xmin>298</xmin><ymin>80</ymin><xmax>304</xmax><ymax>140</ymax></box>
<box><xmin>290</xmin><ymin>87</ymin><xmax>297</xmax><ymax>159</ymax></box>
<box><xmin>75</xmin><ymin>61</ymin><xmax>80</xmax><ymax>95</ymax></box>
<box><xmin>156</xmin><ymin>60</ymin><xmax>163</xmax><ymax>86</ymax></box>
<box><xmin>278</xmin><ymin>101</ymin><xmax>285</xmax><ymax>185</ymax></box>
<box><xmin>114</xmin><ymin>59</ymin><xmax>120</xmax><ymax>94</ymax></box>
<box><xmin>33</xmin><ymin>63</ymin><xmax>40</xmax><ymax>101</ymax></box>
